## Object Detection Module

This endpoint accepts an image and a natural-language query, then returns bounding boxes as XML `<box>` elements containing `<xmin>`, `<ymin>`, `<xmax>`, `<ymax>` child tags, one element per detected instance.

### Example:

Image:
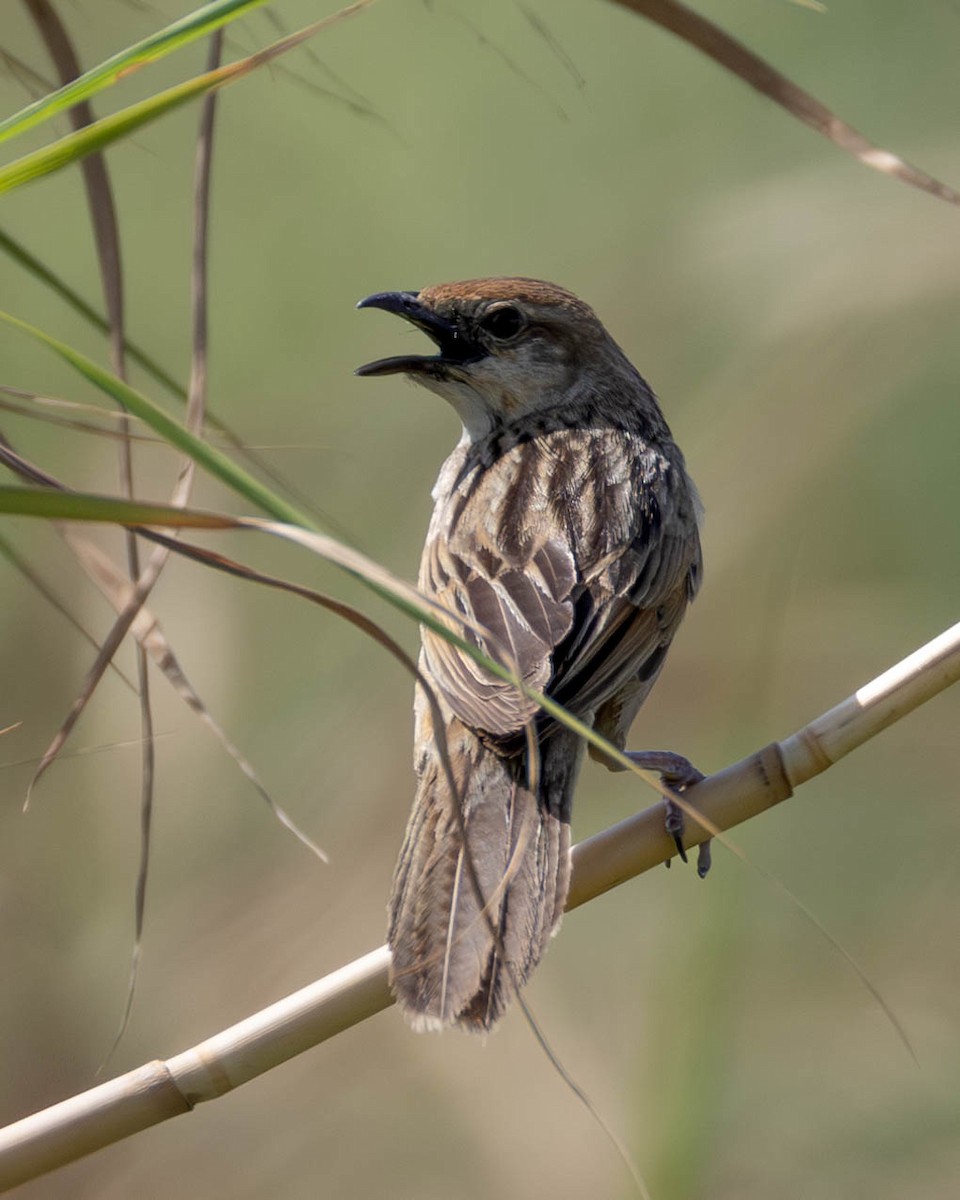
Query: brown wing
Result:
<box><xmin>420</xmin><ymin>535</ymin><xmax>575</xmax><ymax>735</ymax></box>
<box><xmin>419</xmin><ymin>429</ymin><xmax>701</xmax><ymax>744</ymax></box>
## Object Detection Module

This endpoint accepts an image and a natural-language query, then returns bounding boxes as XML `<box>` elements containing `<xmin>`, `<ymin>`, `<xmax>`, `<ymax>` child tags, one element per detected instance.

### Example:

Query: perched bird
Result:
<box><xmin>356</xmin><ymin>278</ymin><xmax>704</xmax><ymax>1033</ymax></box>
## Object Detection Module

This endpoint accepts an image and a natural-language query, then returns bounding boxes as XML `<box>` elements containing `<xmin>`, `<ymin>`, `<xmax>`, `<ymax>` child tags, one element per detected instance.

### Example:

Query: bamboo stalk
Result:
<box><xmin>1</xmin><ymin>620</ymin><xmax>958</xmax><ymax>1191</ymax></box>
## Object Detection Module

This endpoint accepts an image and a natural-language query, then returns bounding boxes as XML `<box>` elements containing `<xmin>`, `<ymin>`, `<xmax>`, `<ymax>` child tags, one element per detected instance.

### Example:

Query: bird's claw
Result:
<box><xmin>664</xmin><ymin>800</ymin><xmax>688</xmax><ymax>864</ymax></box>
<box><xmin>624</xmin><ymin>750</ymin><xmax>710</xmax><ymax>876</ymax></box>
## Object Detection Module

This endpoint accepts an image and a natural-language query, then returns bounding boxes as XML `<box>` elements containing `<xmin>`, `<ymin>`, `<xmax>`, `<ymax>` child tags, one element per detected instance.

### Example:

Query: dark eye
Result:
<box><xmin>478</xmin><ymin>305</ymin><xmax>524</xmax><ymax>340</ymax></box>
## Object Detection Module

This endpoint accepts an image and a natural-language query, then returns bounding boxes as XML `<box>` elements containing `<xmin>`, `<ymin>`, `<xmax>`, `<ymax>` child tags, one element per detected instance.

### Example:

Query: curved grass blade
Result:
<box><xmin>0</xmin><ymin>483</ymin><xmax>626</xmax><ymax>783</ymax></box>
<box><xmin>0</xmin><ymin>310</ymin><xmax>315</xmax><ymax>528</ymax></box>
<box><xmin>0</xmin><ymin>1</ymin><xmax>376</xmax><ymax>196</ymax></box>
<box><xmin>0</xmin><ymin>0</ymin><xmax>270</xmax><ymax>145</ymax></box>
<box><xmin>0</xmin><ymin>445</ymin><xmax>320</xmax><ymax>859</ymax></box>
<box><xmin>0</xmin><ymin>230</ymin><xmax>347</xmax><ymax>532</ymax></box>
<box><xmin>0</xmin><ymin>485</ymin><xmax>923</xmax><ymax>1062</ymax></box>
<box><xmin>0</xmin><ymin>485</ymin><xmax>700</xmax><ymax>794</ymax></box>
<box><xmin>610</xmin><ymin>0</ymin><xmax>960</xmax><ymax>205</ymax></box>
<box><xmin>0</xmin><ymin>486</ymin><xmax>234</xmax><ymax>526</ymax></box>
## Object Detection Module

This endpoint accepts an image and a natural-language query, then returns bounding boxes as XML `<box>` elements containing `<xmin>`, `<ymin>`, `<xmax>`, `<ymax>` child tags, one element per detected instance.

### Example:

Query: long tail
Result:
<box><xmin>388</xmin><ymin>717</ymin><xmax>579</xmax><ymax>1032</ymax></box>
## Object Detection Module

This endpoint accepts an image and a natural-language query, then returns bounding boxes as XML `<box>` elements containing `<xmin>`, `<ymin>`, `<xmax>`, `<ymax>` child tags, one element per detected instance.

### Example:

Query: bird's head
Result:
<box><xmin>356</xmin><ymin>277</ymin><xmax>640</xmax><ymax>439</ymax></box>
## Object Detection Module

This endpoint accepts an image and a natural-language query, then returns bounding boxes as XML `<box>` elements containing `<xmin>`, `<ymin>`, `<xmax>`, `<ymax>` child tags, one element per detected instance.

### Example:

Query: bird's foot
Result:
<box><xmin>623</xmin><ymin>750</ymin><xmax>711</xmax><ymax>878</ymax></box>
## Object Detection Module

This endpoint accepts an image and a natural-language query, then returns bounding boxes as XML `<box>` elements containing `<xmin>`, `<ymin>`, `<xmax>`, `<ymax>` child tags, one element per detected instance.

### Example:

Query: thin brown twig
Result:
<box><xmin>101</xmin><ymin>27</ymin><xmax>225</xmax><ymax>1068</ymax></box>
<box><xmin>21</xmin><ymin>11</ymin><xmax>157</xmax><ymax>1042</ymax></box>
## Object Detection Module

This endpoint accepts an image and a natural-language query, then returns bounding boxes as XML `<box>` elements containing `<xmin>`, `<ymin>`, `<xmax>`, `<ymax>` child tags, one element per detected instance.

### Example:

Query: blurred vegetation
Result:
<box><xmin>1</xmin><ymin>1</ymin><xmax>959</xmax><ymax>1197</ymax></box>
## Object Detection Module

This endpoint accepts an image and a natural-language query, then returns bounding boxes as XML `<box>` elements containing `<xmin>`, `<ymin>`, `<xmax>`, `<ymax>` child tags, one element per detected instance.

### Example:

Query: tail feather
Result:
<box><xmin>388</xmin><ymin>717</ymin><xmax>578</xmax><ymax>1032</ymax></box>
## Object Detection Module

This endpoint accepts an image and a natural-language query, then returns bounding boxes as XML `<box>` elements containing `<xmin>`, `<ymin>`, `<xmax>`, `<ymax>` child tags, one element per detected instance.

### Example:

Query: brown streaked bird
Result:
<box><xmin>356</xmin><ymin>277</ymin><xmax>705</xmax><ymax>1033</ymax></box>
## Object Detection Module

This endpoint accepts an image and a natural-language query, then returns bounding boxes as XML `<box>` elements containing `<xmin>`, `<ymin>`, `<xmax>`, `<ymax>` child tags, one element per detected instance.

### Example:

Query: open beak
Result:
<box><xmin>355</xmin><ymin>291</ymin><xmax>483</xmax><ymax>377</ymax></box>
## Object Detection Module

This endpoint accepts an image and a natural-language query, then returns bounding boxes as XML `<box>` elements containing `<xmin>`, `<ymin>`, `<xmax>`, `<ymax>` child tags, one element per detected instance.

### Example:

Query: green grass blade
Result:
<box><xmin>0</xmin><ymin>227</ymin><xmax>343</xmax><ymax>528</ymax></box>
<box><xmin>0</xmin><ymin>3</ymin><xmax>374</xmax><ymax>195</ymax></box>
<box><xmin>0</xmin><ymin>304</ymin><xmax>688</xmax><ymax>795</ymax></box>
<box><xmin>0</xmin><ymin>310</ymin><xmax>316</xmax><ymax>529</ymax></box>
<box><xmin>0</xmin><ymin>68</ymin><xmax>233</xmax><ymax>194</ymax></box>
<box><xmin>0</xmin><ymin>484</ymin><xmax>660</xmax><ymax>790</ymax></box>
<box><xmin>0</xmin><ymin>0</ymin><xmax>269</xmax><ymax>145</ymax></box>
<box><xmin>0</xmin><ymin>486</ymin><xmax>236</xmax><ymax>527</ymax></box>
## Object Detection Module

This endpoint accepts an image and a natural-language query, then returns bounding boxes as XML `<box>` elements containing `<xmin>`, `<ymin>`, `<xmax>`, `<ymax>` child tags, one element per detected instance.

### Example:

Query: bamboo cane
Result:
<box><xmin>1</xmin><ymin>620</ymin><xmax>958</xmax><ymax>1192</ymax></box>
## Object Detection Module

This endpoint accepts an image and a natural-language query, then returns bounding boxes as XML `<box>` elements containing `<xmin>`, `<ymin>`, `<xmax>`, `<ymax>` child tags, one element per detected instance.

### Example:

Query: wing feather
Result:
<box><xmin>419</xmin><ymin>428</ymin><xmax>700</xmax><ymax>745</ymax></box>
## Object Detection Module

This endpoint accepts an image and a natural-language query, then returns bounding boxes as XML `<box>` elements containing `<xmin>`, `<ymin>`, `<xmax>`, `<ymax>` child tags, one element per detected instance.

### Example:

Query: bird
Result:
<box><xmin>356</xmin><ymin>277</ymin><xmax>704</xmax><ymax>1033</ymax></box>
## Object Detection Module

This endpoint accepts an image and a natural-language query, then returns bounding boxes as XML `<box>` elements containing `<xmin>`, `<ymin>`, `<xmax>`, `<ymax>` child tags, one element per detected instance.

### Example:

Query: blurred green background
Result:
<box><xmin>1</xmin><ymin>1</ymin><xmax>959</xmax><ymax>1196</ymax></box>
